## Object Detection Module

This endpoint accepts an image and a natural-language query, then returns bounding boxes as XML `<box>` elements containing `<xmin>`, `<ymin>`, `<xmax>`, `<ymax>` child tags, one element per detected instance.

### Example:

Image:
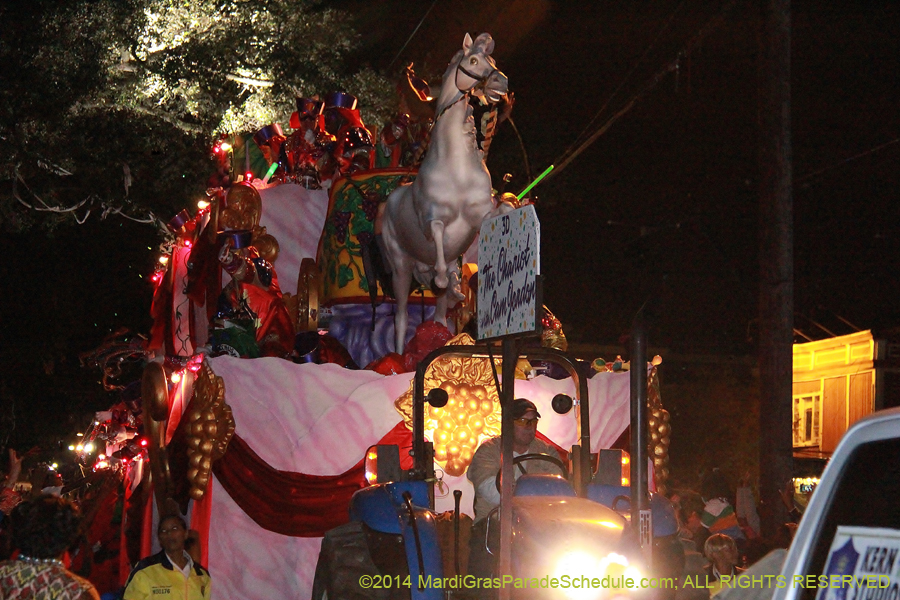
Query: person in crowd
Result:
<box><xmin>704</xmin><ymin>533</ymin><xmax>746</xmax><ymax>597</ymax></box>
<box><xmin>701</xmin><ymin>469</ymin><xmax>746</xmax><ymax>547</ymax></box>
<box><xmin>735</xmin><ymin>470</ymin><xmax>762</xmax><ymax>539</ymax></box>
<box><xmin>668</xmin><ymin>489</ymin><xmax>713</xmax><ymax>600</ymax></box>
<box><xmin>29</xmin><ymin>465</ymin><xmax>64</xmax><ymax>499</ymax></box>
<box><xmin>0</xmin><ymin>494</ymin><xmax>100</xmax><ymax>599</ymax></box>
<box><xmin>123</xmin><ymin>515</ymin><xmax>210</xmax><ymax>600</ymax></box>
<box><xmin>0</xmin><ymin>449</ymin><xmax>23</xmax><ymax>516</ymax></box>
<box><xmin>466</xmin><ymin>398</ymin><xmax>565</xmax><ymax>585</ymax></box>
<box><xmin>771</xmin><ymin>522</ymin><xmax>798</xmax><ymax>549</ymax></box>
<box><xmin>678</xmin><ymin>491</ymin><xmax>711</xmax><ymax>553</ymax></box>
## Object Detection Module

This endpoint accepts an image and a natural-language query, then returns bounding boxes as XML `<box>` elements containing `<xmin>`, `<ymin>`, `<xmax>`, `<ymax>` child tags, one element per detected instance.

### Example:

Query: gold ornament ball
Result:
<box><xmin>453</xmin><ymin>428</ymin><xmax>472</xmax><ymax>443</ymax></box>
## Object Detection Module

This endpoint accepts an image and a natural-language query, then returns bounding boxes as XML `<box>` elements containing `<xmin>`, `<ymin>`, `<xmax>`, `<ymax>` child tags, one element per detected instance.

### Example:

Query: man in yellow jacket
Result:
<box><xmin>124</xmin><ymin>515</ymin><xmax>211</xmax><ymax>600</ymax></box>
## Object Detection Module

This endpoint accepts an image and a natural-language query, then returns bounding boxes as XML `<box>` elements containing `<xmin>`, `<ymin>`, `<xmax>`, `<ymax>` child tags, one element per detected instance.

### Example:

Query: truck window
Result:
<box><xmin>801</xmin><ymin>439</ymin><xmax>900</xmax><ymax>600</ymax></box>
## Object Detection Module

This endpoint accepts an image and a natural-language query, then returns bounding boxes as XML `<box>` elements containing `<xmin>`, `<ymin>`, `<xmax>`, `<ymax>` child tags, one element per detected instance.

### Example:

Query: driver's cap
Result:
<box><xmin>512</xmin><ymin>398</ymin><xmax>541</xmax><ymax>419</ymax></box>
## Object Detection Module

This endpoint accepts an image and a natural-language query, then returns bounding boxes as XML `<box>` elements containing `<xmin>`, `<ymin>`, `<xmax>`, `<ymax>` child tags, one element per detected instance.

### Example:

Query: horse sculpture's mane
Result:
<box><xmin>379</xmin><ymin>33</ymin><xmax>511</xmax><ymax>353</ymax></box>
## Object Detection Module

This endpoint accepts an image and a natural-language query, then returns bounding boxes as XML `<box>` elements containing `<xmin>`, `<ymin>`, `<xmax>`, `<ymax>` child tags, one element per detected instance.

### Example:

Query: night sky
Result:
<box><xmin>348</xmin><ymin>0</ymin><xmax>899</xmax><ymax>353</ymax></box>
<box><xmin>1</xmin><ymin>0</ymin><xmax>898</xmax><ymax>451</ymax></box>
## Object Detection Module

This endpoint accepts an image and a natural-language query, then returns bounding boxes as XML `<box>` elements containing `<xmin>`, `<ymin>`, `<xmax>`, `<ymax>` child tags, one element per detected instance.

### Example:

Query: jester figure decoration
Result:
<box><xmin>380</xmin><ymin>33</ymin><xmax>512</xmax><ymax>353</ymax></box>
<box><xmin>210</xmin><ymin>230</ymin><xmax>294</xmax><ymax>358</ymax></box>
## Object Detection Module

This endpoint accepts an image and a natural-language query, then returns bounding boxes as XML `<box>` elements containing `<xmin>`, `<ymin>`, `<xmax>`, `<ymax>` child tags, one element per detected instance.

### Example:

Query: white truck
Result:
<box><xmin>723</xmin><ymin>407</ymin><xmax>900</xmax><ymax>600</ymax></box>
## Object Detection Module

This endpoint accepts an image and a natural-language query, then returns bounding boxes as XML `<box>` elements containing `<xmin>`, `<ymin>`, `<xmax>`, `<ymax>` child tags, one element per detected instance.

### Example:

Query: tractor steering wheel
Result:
<box><xmin>495</xmin><ymin>453</ymin><xmax>569</xmax><ymax>493</ymax></box>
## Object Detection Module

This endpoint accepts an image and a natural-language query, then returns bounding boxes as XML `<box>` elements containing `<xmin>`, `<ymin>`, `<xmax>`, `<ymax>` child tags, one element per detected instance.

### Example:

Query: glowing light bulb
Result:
<box><xmin>197</xmin><ymin>199</ymin><xmax>210</xmax><ymax>209</ymax></box>
<box><xmin>76</xmin><ymin>444</ymin><xmax>84</xmax><ymax>452</ymax></box>
<box><xmin>171</xmin><ymin>371</ymin><xmax>182</xmax><ymax>383</ymax></box>
<box><xmin>159</xmin><ymin>256</ymin><xmax>169</xmax><ymax>265</ymax></box>
<box><xmin>220</xmin><ymin>142</ymin><xmax>232</xmax><ymax>152</ymax></box>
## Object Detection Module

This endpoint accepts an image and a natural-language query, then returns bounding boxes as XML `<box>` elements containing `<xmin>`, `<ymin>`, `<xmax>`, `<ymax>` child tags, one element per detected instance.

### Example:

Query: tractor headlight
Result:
<box><xmin>552</xmin><ymin>551</ymin><xmax>642</xmax><ymax>600</ymax></box>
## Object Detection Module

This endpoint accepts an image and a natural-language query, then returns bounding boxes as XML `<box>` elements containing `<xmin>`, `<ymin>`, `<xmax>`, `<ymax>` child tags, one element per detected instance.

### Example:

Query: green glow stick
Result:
<box><xmin>263</xmin><ymin>162</ymin><xmax>279</xmax><ymax>182</ymax></box>
<box><xmin>516</xmin><ymin>164</ymin><xmax>555</xmax><ymax>200</ymax></box>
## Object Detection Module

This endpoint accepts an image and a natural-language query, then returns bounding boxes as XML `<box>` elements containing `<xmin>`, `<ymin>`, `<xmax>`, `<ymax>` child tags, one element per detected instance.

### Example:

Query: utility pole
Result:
<box><xmin>758</xmin><ymin>0</ymin><xmax>794</xmax><ymax>538</ymax></box>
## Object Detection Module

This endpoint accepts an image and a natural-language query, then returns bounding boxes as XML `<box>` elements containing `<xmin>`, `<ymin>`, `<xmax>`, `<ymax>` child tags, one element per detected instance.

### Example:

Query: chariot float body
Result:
<box><xmin>106</xmin><ymin>32</ymin><xmax>675</xmax><ymax>600</ymax></box>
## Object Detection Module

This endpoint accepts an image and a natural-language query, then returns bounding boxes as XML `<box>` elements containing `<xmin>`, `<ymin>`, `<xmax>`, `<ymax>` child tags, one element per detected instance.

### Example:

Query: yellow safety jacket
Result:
<box><xmin>123</xmin><ymin>551</ymin><xmax>211</xmax><ymax>600</ymax></box>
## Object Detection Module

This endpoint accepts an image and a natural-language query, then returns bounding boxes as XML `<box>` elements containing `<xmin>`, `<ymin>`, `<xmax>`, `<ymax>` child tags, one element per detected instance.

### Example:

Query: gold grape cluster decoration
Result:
<box><xmin>647</xmin><ymin>366</ymin><xmax>671</xmax><ymax>494</ymax></box>
<box><xmin>394</xmin><ymin>333</ymin><xmax>502</xmax><ymax>476</ymax></box>
<box><xmin>184</xmin><ymin>359</ymin><xmax>235</xmax><ymax>500</ymax></box>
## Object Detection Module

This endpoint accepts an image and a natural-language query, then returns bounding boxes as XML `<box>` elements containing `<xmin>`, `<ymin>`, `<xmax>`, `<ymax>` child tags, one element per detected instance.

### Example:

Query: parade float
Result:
<box><xmin>78</xmin><ymin>33</ymin><xmax>672</xmax><ymax>600</ymax></box>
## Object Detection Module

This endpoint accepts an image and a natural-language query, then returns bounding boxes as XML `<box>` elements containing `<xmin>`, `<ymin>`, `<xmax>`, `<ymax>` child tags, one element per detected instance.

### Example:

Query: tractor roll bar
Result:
<box><xmin>411</xmin><ymin>344</ymin><xmax>592</xmax><ymax>497</ymax></box>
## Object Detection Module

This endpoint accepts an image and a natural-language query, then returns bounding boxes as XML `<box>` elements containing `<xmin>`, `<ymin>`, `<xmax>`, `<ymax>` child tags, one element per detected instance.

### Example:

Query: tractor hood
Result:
<box><xmin>510</xmin><ymin>496</ymin><xmax>644</xmax><ymax>598</ymax></box>
<box><xmin>512</xmin><ymin>496</ymin><xmax>626</xmax><ymax>549</ymax></box>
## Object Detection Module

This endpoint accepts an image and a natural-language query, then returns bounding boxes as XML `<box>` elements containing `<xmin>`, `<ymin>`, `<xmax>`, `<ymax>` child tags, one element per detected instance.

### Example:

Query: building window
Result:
<box><xmin>793</xmin><ymin>394</ymin><xmax>821</xmax><ymax>447</ymax></box>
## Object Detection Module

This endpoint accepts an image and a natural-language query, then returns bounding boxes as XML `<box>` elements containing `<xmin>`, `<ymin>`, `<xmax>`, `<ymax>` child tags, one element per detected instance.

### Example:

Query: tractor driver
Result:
<box><xmin>465</xmin><ymin>398</ymin><xmax>565</xmax><ymax>581</ymax></box>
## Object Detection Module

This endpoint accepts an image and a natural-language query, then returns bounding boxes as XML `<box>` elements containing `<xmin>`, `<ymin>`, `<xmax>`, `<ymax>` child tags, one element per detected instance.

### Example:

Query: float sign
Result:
<box><xmin>477</xmin><ymin>205</ymin><xmax>541</xmax><ymax>340</ymax></box>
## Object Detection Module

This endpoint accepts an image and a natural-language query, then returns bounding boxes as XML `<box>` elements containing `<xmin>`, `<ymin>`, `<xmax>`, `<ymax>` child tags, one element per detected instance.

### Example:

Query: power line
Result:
<box><xmin>539</xmin><ymin>0</ymin><xmax>739</xmax><ymax>188</ymax></box>
<box><xmin>796</xmin><ymin>137</ymin><xmax>900</xmax><ymax>184</ymax></box>
<box><xmin>386</xmin><ymin>0</ymin><xmax>439</xmax><ymax>72</ymax></box>
<box><xmin>559</xmin><ymin>0</ymin><xmax>686</xmax><ymax>164</ymax></box>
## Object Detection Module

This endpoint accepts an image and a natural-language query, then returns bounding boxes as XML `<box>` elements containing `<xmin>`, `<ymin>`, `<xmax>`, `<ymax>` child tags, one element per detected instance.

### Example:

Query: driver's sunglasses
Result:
<box><xmin>514</xmin><ymin>417</ymin><xmax>539</xmax><ymax>428</ymax></box>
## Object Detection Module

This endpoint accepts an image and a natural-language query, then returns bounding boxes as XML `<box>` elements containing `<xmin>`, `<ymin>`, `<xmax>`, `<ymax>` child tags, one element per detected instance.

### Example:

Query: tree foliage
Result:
<box><xmin>0</xmin><ymin>0</ymin><xmax>393</xmax><ymax>232</ymax></box>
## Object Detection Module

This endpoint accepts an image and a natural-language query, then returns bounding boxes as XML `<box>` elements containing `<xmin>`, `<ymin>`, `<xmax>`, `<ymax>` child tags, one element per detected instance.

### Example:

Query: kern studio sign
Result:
<box><xmin>477</xmin><ymin>205</ymin><xmax>541</xmax><ymax>340</ymax></box>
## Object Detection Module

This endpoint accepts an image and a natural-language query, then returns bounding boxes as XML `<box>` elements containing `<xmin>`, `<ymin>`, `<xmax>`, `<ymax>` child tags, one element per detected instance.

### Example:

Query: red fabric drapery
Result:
<box><xmin>210</xmin><ymin>423</ymin><xmax>569</xmax><ymax>539</ymax></box>
<box><xmin>211</xmin><ymin>421</ymin><xmax>413</xmax><ymax>537</ymax></box>
<box><xmin>535</xmin><ymin>430</ymin><xmax>569</xmax><ymax>463</ymax></box>
<box><xmin>190</xmin><ymin>480</ymin><xmax>213</xmax><ymax>567</ymax></box>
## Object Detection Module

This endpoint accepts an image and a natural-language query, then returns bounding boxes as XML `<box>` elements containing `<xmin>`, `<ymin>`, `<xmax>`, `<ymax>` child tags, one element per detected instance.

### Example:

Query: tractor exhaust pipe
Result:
<box><xmin>454</xmin><ymin>490</ymin><xmax>462</xmax><ymax>576</ymax></box>
<box><xmin>630</xmin><ymin>311</ymin><xmax>651</xmax><ymax>560</ymax></box>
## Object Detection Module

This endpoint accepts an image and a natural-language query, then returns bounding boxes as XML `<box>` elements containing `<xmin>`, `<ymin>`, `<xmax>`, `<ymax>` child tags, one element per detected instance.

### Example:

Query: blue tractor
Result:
<box><xmin>311</xmin><ymin>345</ymin><xmax>680</xmax><ymax>600</ymax></box>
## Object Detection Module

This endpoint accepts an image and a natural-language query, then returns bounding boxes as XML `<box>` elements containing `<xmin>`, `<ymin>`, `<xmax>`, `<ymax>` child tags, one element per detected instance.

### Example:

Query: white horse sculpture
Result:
<box><xmin>381</xmin><ymin>33</ymin><xmax>510</xmax><ymax>353</ymax></box>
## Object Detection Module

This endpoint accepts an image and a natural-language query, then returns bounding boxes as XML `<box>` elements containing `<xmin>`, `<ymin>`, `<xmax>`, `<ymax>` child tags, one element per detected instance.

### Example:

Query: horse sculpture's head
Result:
<box><xmin>453</xmin><ymin>33</ymin><xmax>508</xmax><ymax>103</ymax></box>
